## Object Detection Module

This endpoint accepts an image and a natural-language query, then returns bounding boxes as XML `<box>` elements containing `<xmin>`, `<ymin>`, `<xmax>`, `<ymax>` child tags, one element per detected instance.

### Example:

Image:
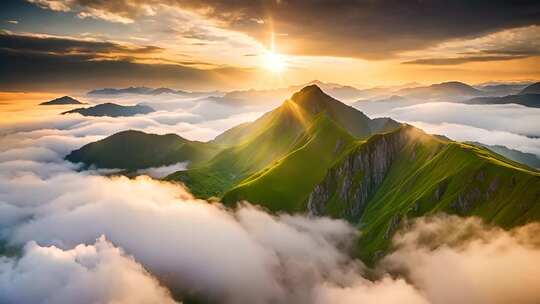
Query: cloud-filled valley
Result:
<box><xmin>0</xmin><ymin>88</ymin><xmax>539</xmax><ymax>303</ymax></box>
<box><xmin>354</xmin><ymin>101</ymin><xmax>540</xmax><ymax>157</ymax></box>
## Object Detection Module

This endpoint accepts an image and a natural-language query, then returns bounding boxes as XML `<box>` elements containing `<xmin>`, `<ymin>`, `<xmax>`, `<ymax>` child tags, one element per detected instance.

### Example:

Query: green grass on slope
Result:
<box><xmin>66</xmin><ymin>130</ymin><xmax>222</xmax><ymax>170</ymax></box>
<box><xmin>166</xmin><ymin>103</ymin><xmax>308</xmax><ymax>198</ymax></box>
<box><xmin>320</xmin><ymin>126</ymin><xmax>446</xmax><ymax>221</ymax></box>
<box><xmin>355</xmin><ymin>140</ymin><xmax>540</xmax><ymax>263</ymax></box>
<box><xmin>222</xmin><ymin>114</ymin><xmax>356</xmax><ymax>212</ymax></box>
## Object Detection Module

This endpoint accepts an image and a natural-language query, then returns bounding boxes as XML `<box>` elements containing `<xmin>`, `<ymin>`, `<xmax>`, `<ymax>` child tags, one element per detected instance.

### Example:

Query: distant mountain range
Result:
<box><xmin>86</xmin><ymin>80</ymin><xmax>540</xmax><ymax>110</ymax></box>
<box><xmin>462</xmin><ymin>93</ymin><xmax>540</xmax><ymax>108</ymax></box>
<box><xmin>62</xmin><ymin>103</ymin><xmax>155</xmax><ymax>117</ymax></box>
<box><xmin>393</xmin><ymin>81</ymin><xmax>485</xmax><ymax>101</ymax></box>
<box><xmin>476</xmin><ymin>83</ymin><xmax>530</xmax><ymax>96</ymax></box>
<box><xmin>66</xmin><ymin>85</ymin><xmax>540</xmax><ymax>263</ymax></box>
<box><xmin>468</xmin><ymin>142</ymin><xmax>540</xmax><ymax>169</ymax></box>
<box><xmin>40</xmin><ymin>96</ymin><xmax>85</xmax><ymax>105</ymax></box>
<box><xmin>87</xmin><ymin>86</ymin><xmax>221</xmax><ymax>98</ymax></box>
<box><xmin>519</xmin><ymin>82</ymin><xmax>540</xmax><ymax>95</ymax></box>
<box><xmin>352</xmin><ymin>81</ymin><xmax>540</xmax><ymax>109</ymax></box>
<box><xmin>460</xmin><ymin>82</ymin><xmax>540</xmax><ymax>108</ymax></box>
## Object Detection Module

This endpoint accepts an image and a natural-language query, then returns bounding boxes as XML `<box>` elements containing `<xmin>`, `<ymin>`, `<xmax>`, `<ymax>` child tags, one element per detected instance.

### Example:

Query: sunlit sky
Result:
<box><xmin>1</xmin><ymin>0</ymin><xmax>539</xmax><ymax>91</ymax></box>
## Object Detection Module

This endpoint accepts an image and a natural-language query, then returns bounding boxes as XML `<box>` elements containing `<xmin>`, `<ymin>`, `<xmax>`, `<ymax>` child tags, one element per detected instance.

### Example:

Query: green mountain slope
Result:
<box><xmin>166</xmin><ymin>85</ymin><xmax>400</xmax><ymax>198</ymax></box>
<box><xmin>305</xmin><ymin>125</ymin><xmax>540</xmax><ymax>263</ymax></box>
<box><xmin>222</xmin><ymin>114</ymin><xmax>356</xmax><ymax>212</ymax></box>
<box><xmin>66</xmin><ymin>130</ymin><xmax>221</xmax><ymax>170</ymax></box>
<box><xmin>166</xmin><ymin>100</ymin><xmax>310</xmax><ymax>197</ymax></box>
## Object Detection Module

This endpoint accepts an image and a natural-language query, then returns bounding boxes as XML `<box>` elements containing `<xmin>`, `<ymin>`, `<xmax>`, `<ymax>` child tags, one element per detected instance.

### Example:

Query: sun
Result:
<box><xmin>263</xmin><ymin>51</ymin><xmax>286</xmax><ymax>73</ymax></box>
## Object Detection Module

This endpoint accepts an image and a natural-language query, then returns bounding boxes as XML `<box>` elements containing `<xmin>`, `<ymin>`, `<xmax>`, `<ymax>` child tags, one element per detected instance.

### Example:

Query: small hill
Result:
<box><xmin>62</xmin><ymin>103</ymin><xmax>155</xmax><ymax>117</ymax></box>
<box><xmin>65</xmin><ymin>130</ymin><xmax>221</xmax><ymax>170</ymax></box>
<box><xmin>40</xmin><ymin>96</ymin><xmax>84</xmax><ymax>105</ymax></box>
<box><xmin>519</xmin><ymin>82</ymin><xmax>540</xmax><ymax>95</ymax></box>
<box><xmin>397</xmin><ymin>81</ymin><xmax>484</xmax><ymax>100</ymax></box>
<box><xmin>462</xmin><ymin>94</ymin><xmax>540</xmax><ymax>108</ymax></box>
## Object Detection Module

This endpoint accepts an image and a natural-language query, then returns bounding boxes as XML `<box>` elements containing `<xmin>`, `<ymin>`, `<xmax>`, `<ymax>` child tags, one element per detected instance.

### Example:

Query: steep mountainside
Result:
<box><xmin>166</xmin><ymin>85</ymin><xmax>400</xmax><ymax>197</ymax></box>
<box><xmin>66</xmin><ymin>130</ymin><xmax>221</xmax><ymax>170</ymax></box>
<box><xmin>40</xmin><ymin>96</ymin><xmax>84</xmax><ymax>105</ymax></box>
<box><xmin>62</xmin><ymin>103</ymin><xmax>155</xmax><ymax>117</ymax></box>
<box><xmin>305</xmin><ymin>125</ymin><xmax>540</xmax><ymax>263</ymax></box>
<box><xmin>222</xmin><ymin>114</ymin><xmax>356</xmax><ymax>211</ymax></box>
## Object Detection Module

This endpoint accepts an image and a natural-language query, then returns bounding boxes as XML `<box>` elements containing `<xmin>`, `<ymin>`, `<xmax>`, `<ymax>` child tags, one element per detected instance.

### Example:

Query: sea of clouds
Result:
<box><xmin>0</xmin><ymin>92</ymin><xmax>539</xmax><ymax>303</ymax></box>
<box><xmin>354</xmin><ymin>101</ymin><xmax>540</xmax><ymax>157</ymax></box>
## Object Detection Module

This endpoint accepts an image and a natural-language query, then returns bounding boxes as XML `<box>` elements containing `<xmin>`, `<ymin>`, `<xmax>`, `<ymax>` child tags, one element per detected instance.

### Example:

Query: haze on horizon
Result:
<box><xmin>1</xmin><ymin>0</ymin><xmax>539</xmax><ymax>92</ymax></box>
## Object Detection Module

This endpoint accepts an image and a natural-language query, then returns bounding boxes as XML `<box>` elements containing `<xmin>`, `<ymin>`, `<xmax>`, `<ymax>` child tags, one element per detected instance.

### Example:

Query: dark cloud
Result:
<box><xmin>404</xmin><ymin>42</ymin><xmax>540</xmax><ymax>65</ymax></box>
<box><xmin>0</xmin><ymin>31</ymin><xmax>161</xmax><ymax>55</ymax></box>
<box><xmin>28</xmin><ymin>0</ymin><xmax>540</xmax><ymax>59</ymax></box>
<box><xmin>0</xmin><ymin>32</ymin><xmax>254</xmax><ymax>91</ymax></box>
<box><xmin>402</xmin><ymin>55</ymin><xmax>529</xmax><ymax>65</ymax></box>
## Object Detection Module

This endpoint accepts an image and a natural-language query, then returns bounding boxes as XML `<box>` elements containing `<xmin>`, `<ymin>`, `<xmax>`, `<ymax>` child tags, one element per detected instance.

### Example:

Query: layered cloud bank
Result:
<box><xmin>355</xmin><ymin>101</ymin><xmax>540</xmax><ymax>157</ymax></box>
<box><xmin>0</xmin><ymin>93</ymin><xmax>539</xmax><ymax>303</ymax></box>
<box><xmin>382</xmin><ymin>216</ymin><xmax>540</xmax><ymax>304</ymax></box>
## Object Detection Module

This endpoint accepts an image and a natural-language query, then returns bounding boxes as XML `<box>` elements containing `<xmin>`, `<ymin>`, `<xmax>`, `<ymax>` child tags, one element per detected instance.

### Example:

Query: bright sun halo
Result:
<box><xmin>263</xmin><ymin>51</ymin><xmax>286</xmax><ymax>73</ymax></box>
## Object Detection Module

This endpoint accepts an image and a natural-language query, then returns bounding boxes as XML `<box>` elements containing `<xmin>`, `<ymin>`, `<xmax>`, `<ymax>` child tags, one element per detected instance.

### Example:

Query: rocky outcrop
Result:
<box><xmin>307</xmin><ymin>126</ymin><xmax>417</xmax><ymax>219</ymax></box>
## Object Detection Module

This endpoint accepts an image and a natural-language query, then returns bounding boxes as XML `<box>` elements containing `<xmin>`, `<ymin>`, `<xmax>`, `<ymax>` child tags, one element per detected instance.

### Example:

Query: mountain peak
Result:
<box><xmin>289</xmin><ymin>85</ymin><xmax>330</xmax><ymax>106</ymax></box>
<box><xmin>40</xmin><ymin>96</ymin><xmax>84</xmax><ymax>105</ymax></box>
<box><xmin>297</xmin><ymin>84</ymin><xmax>325</xmax><ymax>95</ymax></box>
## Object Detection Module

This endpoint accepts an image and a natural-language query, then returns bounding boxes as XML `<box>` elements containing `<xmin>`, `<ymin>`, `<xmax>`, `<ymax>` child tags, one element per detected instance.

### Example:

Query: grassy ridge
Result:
<box><xmin>66</xmin><ymin>130</ymin><xmax>221</xmax><ymax>170</ymax></box>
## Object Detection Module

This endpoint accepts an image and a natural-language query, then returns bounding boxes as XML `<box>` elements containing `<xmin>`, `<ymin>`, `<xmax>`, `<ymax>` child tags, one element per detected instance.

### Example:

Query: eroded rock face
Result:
<box><xmin>307</xmin><ymin>127</ymin><xmax>415</xmax><ymax>219</ymax></box>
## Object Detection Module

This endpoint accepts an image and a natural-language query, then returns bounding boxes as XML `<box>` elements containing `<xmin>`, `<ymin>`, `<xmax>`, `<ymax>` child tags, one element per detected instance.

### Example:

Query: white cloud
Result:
<box><xmin>409</xmin><ymin>121</ymin><xmax>540</xmax><ymax>156</ymax></box>
<box><xmin>381</xmin><ymin>216</ymin><xmax>540</xmax><ymax>304</ymax></box>
<box><xmin>0</xmin><ymin>236</ymin><xmax>176</xmax><ymax>304</ymax></box>
<box><xmin>27</xmin><ymin>0</ymin><xmax>71</xmax><ymax>12</ymax></box>
<box><xmin>137</xmin><ymin>162</ymin><xmax>188</xmax><ymax>178</ymax></box>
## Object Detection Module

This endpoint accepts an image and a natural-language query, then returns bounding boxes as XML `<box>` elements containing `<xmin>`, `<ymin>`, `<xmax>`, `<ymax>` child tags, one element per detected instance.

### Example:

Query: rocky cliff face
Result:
<box><xmin>307</xmin><ymin>126</ymin><xmax>416</xmax><ymax>219</ymax></box>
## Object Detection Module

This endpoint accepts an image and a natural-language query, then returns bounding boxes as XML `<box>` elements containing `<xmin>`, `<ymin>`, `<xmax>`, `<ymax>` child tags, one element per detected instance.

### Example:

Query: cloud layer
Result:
<box><xmin>354</xmin><ymin>101</ymin><xmax>540</xmax><ymax>156</ymax></box>
<box><xmin>381</xmin><ymin>216</ymin><xmax>540</xmax><ymax>304</ymax></box>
